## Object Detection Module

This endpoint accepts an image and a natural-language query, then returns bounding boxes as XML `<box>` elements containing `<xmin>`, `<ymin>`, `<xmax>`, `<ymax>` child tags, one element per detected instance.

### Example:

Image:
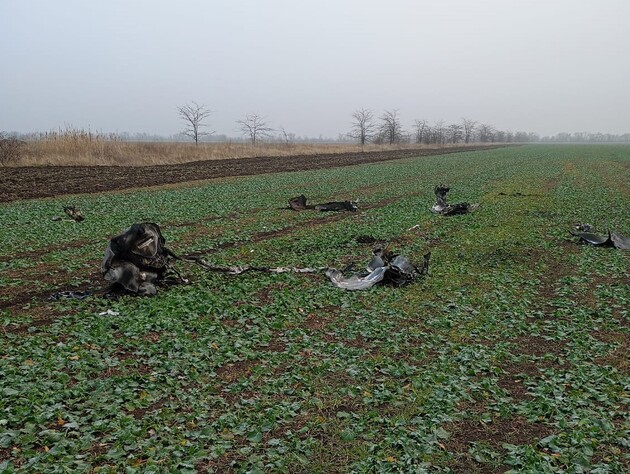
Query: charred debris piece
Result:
<box><xmin>288</xmin><ymin>195</ymin><xmax>358</xmax><ymax>212</ymax></box>
<box><xmin>571</xmin><ymin>227</ymin><xmax>630</xmax><ymax>250</ymax></box>
<box><xmin>52</xmin><ymin>206</ymin><xmax>85</xmax><ymax>222</ymax></box>
<box><xmin>100</xmin><ymin>222</ymin><xmax>430</xmax><ymax>297</ymax></box>
<box><xmin>326</xmin><ymin>249</ymin><xmax>430</xmax><ymax>291</ymax></box>
<box><xmin>48</xmin><ymin>290</ymin><xmax>92</xmax><ymax>301</ymax></box>
<box><xmin>102</xmin><ymin>222</ymin><xmax>187</xmax><ymax>296</ymax></box>
<box><xmin>430</xmin><ymin>185</ymin><xmax>478</xmax><ymax>216</ymax></box>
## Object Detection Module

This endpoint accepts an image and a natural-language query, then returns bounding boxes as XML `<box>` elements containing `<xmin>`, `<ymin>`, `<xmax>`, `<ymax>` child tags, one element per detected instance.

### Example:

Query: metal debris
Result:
<box><xmin>315</xmin><ymin>201</ymin><xmax>358</xmax><ymax>212</ymax></box>
<box><xmin>574</xmin><ymin>223</ymin><xmax>593</xmax><ymax>232</ymax></box>
<box><xmin>64</xmin><ymin>206</ymin><xmax>85</xmax><ymax>222</ymax></box>
<box><xmin>182</xmin><ymin>256</ymin><xmax>325</xmax><ymax>276</ymax></box>
<box><xmin>571</xmin><ymin>229</ymin><xmax>630</xmax><ymax>250</ymax></box>
<box><xmin>52</xmin><ymin>206</ymin><xmax>85</xmax><ymax>222</ymax></box>
<box><xmin>430</xmin><ymin>185</ymin><xmax>477</xmax><ymax>216</ymax></box>
<box><xmin>288</xmin><ymin>195</ymin><xmax>357</xmax><ymax>212</ymax></box>
<box><xmin>102</xmin><ymin>222</ymin><xmax>185</xmax><ymax>296</ymax></box>
<box><xmin>326</xmin><ymin>249</ymin><xmax>430</xmax><ymax>291</ymax></box>
<box><xmin>288</xmin><ymin>194</ymin><xmax>308</xmax><ymax>211</ymax></box>
<box><xmin>48</xmin><ymin>290</ymin><xmax>92</xmax><ymax>301</ymax></box>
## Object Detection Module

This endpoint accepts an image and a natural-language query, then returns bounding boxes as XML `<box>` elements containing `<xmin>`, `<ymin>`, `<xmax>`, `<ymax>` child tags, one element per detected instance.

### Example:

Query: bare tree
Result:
<box><xmin>461</xmin><ymin>118</ymin><xmax>477</xmax><ymax>144</ymax></box>
<box><xmin>278</xmin><ymin>126</ymin><xmax>293</xmax><ymax>145</ymax></box>
<box><xmin>477</xmin><ymin>123</ymin><xmax>496</xmax><ymax>143</ymax></box>
<box><xmin>349</xmin><ymin>108</ymin><xmax>377</xmax><ymax>146</ymax></box>
<box><xmin>432</xmin><ymin>120</ymin><xmax>446</xmax><ymax>145</ymax></box>
<box><xmin>380</xmin><ymin>109</ymin><xmax>404</xmax><ymax>145</ymax></box>
<box><xmin>447</xmin><ymin>123</ymin><xmax>464</xmax><ymax>144</ymax></box>
<box><xmin>178</xmin><ymin>102</ymin><xmax>213</xmax><ymax>145</ymax></box>
<box><xmin>414</xmin><ymin>119</ymin><xmax>428</xmax><ymax>144</ymax></box>
<box><xmin>237</xmin><ymin>113</ymin><xmax>274</xmax><ymax>145</ymax></box>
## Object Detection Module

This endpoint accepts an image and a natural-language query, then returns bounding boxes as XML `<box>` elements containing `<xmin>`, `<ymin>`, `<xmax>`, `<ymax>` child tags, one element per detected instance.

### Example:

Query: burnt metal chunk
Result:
<box><xmin>326</xmin><ymin>249</ymin><xmax>430</xmax><ymax>290</ymax></box>
<box><xmin>288</xmin><ymin>194</ymin><xmax>308</xmax><ymax>211</ymax></box>
<box><xmin>102</xmin><ymin>222</ymin><xmax>173</xmax><ymax>295</ymax></box>
<box><xmin>572</xmin><ymin>229</ymin><xmax>630</xmax><ymax>250</ymax></box>
<box><xmin>430</xmin><ymin>185</ymin><xmax>476</xmax><ymax>216</ymax></box>
<box><xmin>314</xmin><ymin>201</ymin><xmax>358</xmax><ymax>212</ymax></box>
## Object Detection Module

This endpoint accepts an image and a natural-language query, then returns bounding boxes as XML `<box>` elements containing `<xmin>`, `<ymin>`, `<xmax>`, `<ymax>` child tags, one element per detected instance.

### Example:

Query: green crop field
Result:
<box><xmin>1</xmin><ymin>145</ymin><xmax>628</xmax><ymax>473</ymax></box>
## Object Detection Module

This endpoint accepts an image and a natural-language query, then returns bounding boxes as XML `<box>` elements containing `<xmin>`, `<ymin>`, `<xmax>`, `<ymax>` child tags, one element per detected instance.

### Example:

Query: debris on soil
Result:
<box><xmin>315</xmin><ymin>201</ymin><xmax>358</xmax><ymax>212</ymax></box>
<box><xmin>288</xmin><ymin>195</ymin><xmax>358</xmax><ymax>212</ymax></box>
<box><xmin>430</xmin><ymin>185</ymin><xmax>478</xmax><ymax>216</ymax></box>
<box><xmin>571</xmin><ymin>229</ymin><xmax>630</xmax><ymax>249</ymax></box>
<box><xmin>99</xmin><ymin>223</ymin><xmax>430</xmax><ymax>295</ymax></box>
<box><xmin>48</xmin><ymin>290</ymin><xmax>92</xmax><ymax>301</ymax></box>
<box><xmin>183</xmin><ymin>256</ymin><xmax>325</xmax><ymax>276</ymax></box>
<box><xmin>102</xmin><ymin>222</ymin><xmax>187</xmax><ymax>296</ymax></box>
<box><xmin>288</xmin><ymin>194</ymin><xmax>308</xmax><ymax>211</ymax></box>
<box><xmin>64</xmin><ymin>206</ymin><xmax>85</xmax><ymax>222</ymax></box>
<box><xmin>574</xmin><ymin>223</ymin><xmax>593</xmax><ymax>232</ymax></box>
<box><xmin>498</xmin><ymin>192</ymin><xmax>537</xmax><ymax>197</ymax></box>
<box><xmin>326</xmin><ymin>249</ymin><xmax>430</xmax><ymax>290</ymax></box>
<box><xmin>52</xmin><ymin>206</ymin><xmax>85</xmax><ymax>222</ymax></box>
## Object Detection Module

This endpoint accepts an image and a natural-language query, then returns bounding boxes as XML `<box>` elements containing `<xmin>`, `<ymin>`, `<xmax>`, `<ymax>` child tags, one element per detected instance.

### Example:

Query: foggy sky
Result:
<box><xmin>1</xmin><ymin>0</ymin><xmax>629</xmax><ymax>138</ymax></box>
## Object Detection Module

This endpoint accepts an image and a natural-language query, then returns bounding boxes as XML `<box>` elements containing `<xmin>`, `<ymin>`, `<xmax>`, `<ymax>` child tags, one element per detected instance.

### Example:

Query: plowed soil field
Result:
<box><xmin>1</xmin><ymin>145</ymin><xmax>503</xmax><ymax>202</ymax></box>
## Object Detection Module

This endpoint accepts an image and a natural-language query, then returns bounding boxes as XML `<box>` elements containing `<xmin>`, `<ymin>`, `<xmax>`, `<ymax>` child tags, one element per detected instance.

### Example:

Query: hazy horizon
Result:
<box><xmin>2</xmin><ymin>0</ymin><xmax>629</xmax><ymax>138</ymax></box>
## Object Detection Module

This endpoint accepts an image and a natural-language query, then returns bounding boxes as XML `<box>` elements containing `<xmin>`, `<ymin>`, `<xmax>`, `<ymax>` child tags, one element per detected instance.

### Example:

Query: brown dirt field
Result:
<box><xmin>0</xmin><ymin>145</ymin><xmax>505</xmax><ymax>202</ymax></box>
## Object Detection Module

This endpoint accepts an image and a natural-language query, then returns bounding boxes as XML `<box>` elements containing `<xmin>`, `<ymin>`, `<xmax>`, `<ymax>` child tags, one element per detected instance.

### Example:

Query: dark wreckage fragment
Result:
<box><xmin>572</xmin><ymin>229</ymin><xmax>630</xmax><ymax>250</ymax></box>
<box><xmin>288</xmin><ymin>195</ymin><xmax>357</xmax><ymax>212</ymax></box>
<box><xmin>102</xmin><ymin>222</ymin><xmax>185</xmax><ymax>296</ymax></box>
<box><xmin>326</xmin><ymin>249</ymin><xmax>430</xmax><ymax>290</ymax></box>
<box><xmin>430</xmin><ymin>185</ymin><xmax>477</xmax><ymax>216</ymax></box>
<box><xmin>100</xmin><ymin>222</ymin><xmax>431</xmax><ymax>297</ymax></box>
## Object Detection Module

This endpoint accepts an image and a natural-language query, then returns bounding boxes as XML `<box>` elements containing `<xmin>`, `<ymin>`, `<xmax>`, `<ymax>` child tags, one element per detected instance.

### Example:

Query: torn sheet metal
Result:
<box><xmin>315</xmin><ymin>201</ymin><xmax>358</xmax><ymax>212</ymax></box>
<box><xmin>326</xmin><ymin>249</ymin><xmax>430</xmax><ymax>290</ymax></box>
<box><xmin>288</xmin><ymin>195</ymin><xmax>357</xmax><ymax>212</ymax></box>
<box><xmin>430</xmin><ymin>185</ymin><xmax>477</xmax><ymax>216</ymax></box>
<box><xmin>52</xmin><ymin>206</ymin><xmax>85</xmax><ymax>222</ymax></box>
<box><xmin>48</xmin><ymin>290</ymin><xmax>92</xmax><ymax>301</ymax></box>
<box><xmin>288</xmin><ymin>194</ymin><xmax>308</xmax><ymax>211</ymax></box>
<box><xmin>571</xmin><ymin>229</ymin><xmax>630</xmax><ymax>250</ymax></box>
<box><xmin>574</xmin><ymin>223</ymin><xmax>593</xmax><ymax>232</ymax></box>
<box><xmin>611</xmin><ymin>232</ymin><xmax>630</xmax><ymax>250</ymax></box>
<box><xmin>64</xmin><ymin>206</ymin><xmax>85</xmax><ymax>222</ymax></box>
<box><xmin>102</xmin><ymin>222</ymin><xmax>184</xmax><ymax>295</ymax></box>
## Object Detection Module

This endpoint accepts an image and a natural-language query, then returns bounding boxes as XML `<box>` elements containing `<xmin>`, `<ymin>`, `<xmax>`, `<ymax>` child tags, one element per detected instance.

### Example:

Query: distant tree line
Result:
<box><xmin>4</xmin><ymin>102</ymin><xmax>628</xmax><ymax>146</ymax></box>
<box><xmin>539</xmin><ymin>132</ymin><xmax>630</xmax><ymax>143</ymax></box>
<box><xmin>349</xmin><ymin>109</ymin><xmax>540</xmax><ymax>145</ymax></box>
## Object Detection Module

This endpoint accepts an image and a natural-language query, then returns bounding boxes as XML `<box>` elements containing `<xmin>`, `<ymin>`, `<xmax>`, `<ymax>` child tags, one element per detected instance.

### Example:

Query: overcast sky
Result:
<box><xmin>1</xmin><ymin>0</ymin><xmax>629</xmax><ymax>138</ymax></box>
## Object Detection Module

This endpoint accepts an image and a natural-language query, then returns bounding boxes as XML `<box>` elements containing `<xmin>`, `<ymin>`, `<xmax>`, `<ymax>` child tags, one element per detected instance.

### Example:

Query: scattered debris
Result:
<box><xmin>182</xmin><ymin>256</ymin><xmax>325</xmax><ymax>276</ymax></box>
<box><xmin>288</xmin><ymin>194</ymin><xmax>308</xmax><ymax>211</ymax></box>
<box><xmin>326</xmin><ymin>249</ymin><xmax>430</xmax><ymax>290</ymax></box>
<box><xmin>48</xmin><ymin>290</ymin><xmax>92</xmax><ymax>301</ymax></box>
<box><xmin>99</xmin><ymin>222</ymin><xmax>432</xmax><ymax>297</ymax></box>
<box><xmin>52</xmin><ymin>206</ymin><xmax>85</xmax><ymax>222</ymax></box>
<box><xmin>571</xmin><ymin>229</ymin><xmax>630</xmax><ymax>250</ymax></box>
<box><xmin>315</xmin><ymin>201</ymin><xmax>358</xmax><ymax>212</ymax></box>
<box><xmin>98</xmin><ymin>309</ymin><xmax>120</xmax><ymax>316</ymax></box>
<box><xmin>430</xmin><ymin>185</ymin><xmax>478</xmax><ymax>216</ymax></box>
<box><xmin>64</xmin><ymin>206</ymin><xmax>85</xmax><ymax>222</ymax></box>
<box><xmin>102</xmin><ymin>222</ymin><xmax>186</xmax><ymax>296</ymax></box>
<box><xmin>288</xmin><ymin>195</ymin><xmax>357</xmax><ymax>212</ymax></box>
<box><xmin>574</xmin><ymin>223</ymin><xmax>593</xmax><ymax>232</ymax></box>
<box><xmin>498</xmin><ymin>192</ymin><xmax>536</xmax><ymax>197</ymax></box>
